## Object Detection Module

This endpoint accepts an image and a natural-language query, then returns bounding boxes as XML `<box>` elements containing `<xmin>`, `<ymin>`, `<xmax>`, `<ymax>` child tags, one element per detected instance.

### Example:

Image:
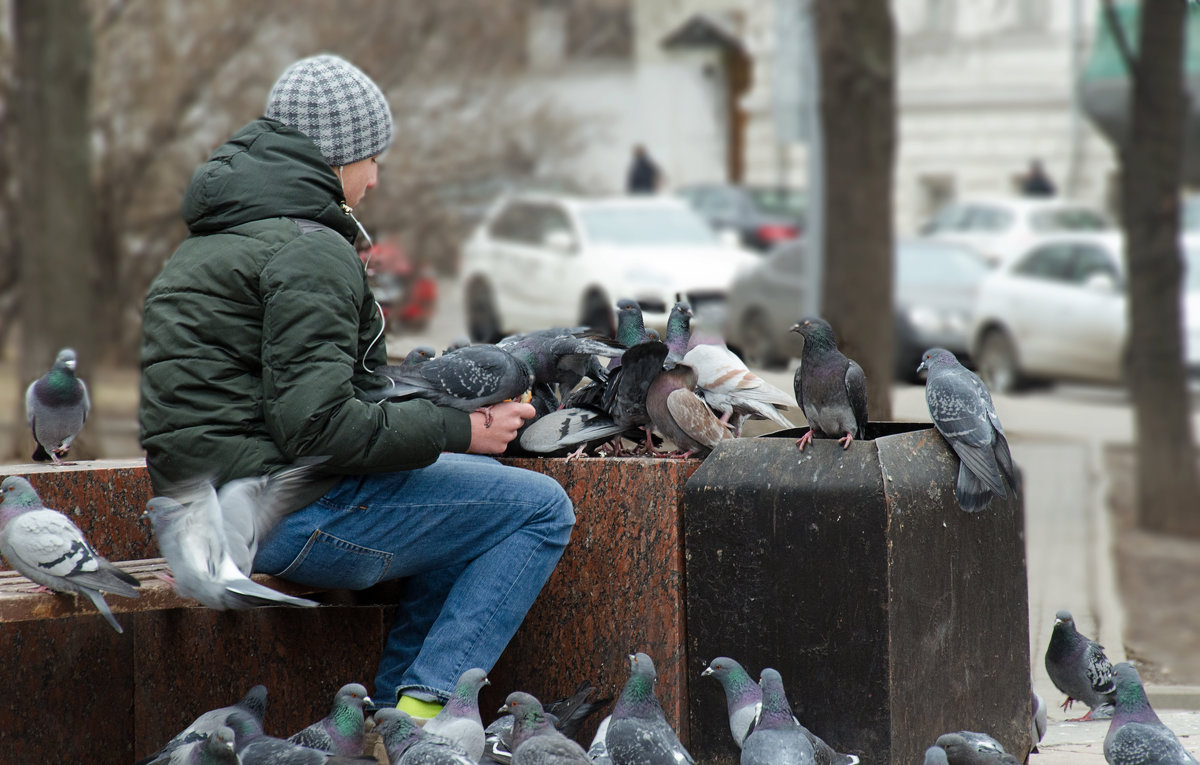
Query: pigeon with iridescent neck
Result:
<box><xmin>791</xmin><ymin>318</ymin><xmax>867</xmax><ymax>451</ymax></box>
<box><xmin>663</xmin><ymin>302</ymin><xmax>693</xmax><ymax>369</ymax></box>
<box><xmin>934</xmin><ymin>732</ymin><xmax>1020</xmax><ymax>764</ymax></box>
<box><xmin>374</xmin><ymin>708</ymin><xmax>474</xmax><ymax>765</ymax></box>
<box><xmin>502</xmin><ymin>691</ymin><xmax>591</xmax><ymax>764</ymax></box>
<box><xmin>0</xmin><ymin>476</ymin><xmax>140</xmax><ymax>633</ymax></box>
<box><xmin>423</xmin><ymin>668</ymin><xmax>491</xmax><ymax>762</ymax></box>
<box><xmin>135</xmin><ymin>684</ymin><xmax>267</xmax><ymax>765</ymax></box>
<box><xmin>741</xmin><ymin>668</ymin><xmax>815</xmax><ymax>765</ymax></box>
<box><xmin>168</xmin><ymin>725</ymin><xmax>239</xmax><ymax>765</ymax></box>
<box><xmin>607</xmin><ymin>652</ymin><xmax>694</xmax><ymax>765</ymax></box>
<box><xmin>1105</xmin><ymin>662</ymin><xmax>1199</xmax><ymax>765</ymax></box>
<box><xmin>287</xmin><ymin>682</ymin><xmax>372</xmax><ymax>755</ymax></box>
<box><xmin>702</xmin><ymin>657</ymin><xmax>760</xmax><ymax>747</ymax></box>
<box><xmin>26</xmin><ymin>347</ymin><xmax>90</xmax><ymax>462</ymax></box>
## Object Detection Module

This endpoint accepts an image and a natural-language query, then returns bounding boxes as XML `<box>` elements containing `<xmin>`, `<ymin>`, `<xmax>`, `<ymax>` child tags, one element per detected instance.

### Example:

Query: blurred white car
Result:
<box><xmin>921</xmin><ymin>196</ymin><xmax>1112</xmax><ymax>267</ymax></box>
<box><xmin>968</xmin><ymin>233</ymin><xmax>1200</xmax><ymax>392</ymax></box>
<box><xmin>459</xmin><ymin>193</ymin><xmax>759</xmax><ymax>341</ymax></box>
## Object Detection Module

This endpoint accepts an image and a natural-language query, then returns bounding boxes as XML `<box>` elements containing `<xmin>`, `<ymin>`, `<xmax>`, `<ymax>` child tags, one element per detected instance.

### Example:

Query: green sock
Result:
<box><xmin>396</xmin><ymin>695</ymin><xmax>444</xmax><ymax>718</ymax></box>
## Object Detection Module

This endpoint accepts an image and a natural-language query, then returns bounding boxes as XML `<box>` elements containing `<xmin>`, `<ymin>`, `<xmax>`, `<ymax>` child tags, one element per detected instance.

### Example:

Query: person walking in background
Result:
<box><xmin>627</xmin><ymin>143</ymin><xmax>663</xmax><ymax>193</ymax></box>
<box><xmin>138</xmin><ymin>54</ymin><xmax>574</xmax><ymax>722</ymax></box>
<box><xmin>1021</xmin><ymin>158</ymin><xmax>1056</xmax><ymax>197</ymax></box>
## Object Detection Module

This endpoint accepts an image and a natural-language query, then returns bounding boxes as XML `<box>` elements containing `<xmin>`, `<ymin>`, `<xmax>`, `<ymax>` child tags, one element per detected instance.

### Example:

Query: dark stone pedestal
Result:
<box><xmin>683</xmin><ymin>424</ymin><xmax>1030</xmax><ymax>765</ymax></box>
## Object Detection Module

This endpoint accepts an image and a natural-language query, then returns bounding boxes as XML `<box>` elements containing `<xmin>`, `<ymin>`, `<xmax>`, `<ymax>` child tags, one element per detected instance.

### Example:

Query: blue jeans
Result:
<box><xmin>253</xmin><ymin>453</ymin><xmax>575</xmax><ymax>703</ymax></box>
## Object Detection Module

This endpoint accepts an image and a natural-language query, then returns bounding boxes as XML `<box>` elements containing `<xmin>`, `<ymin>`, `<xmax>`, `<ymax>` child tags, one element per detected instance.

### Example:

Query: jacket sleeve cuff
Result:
<box><xmin>441</xmin><ymin>407</ymin><xmax>473</xmax><ymax>453</ymax></box>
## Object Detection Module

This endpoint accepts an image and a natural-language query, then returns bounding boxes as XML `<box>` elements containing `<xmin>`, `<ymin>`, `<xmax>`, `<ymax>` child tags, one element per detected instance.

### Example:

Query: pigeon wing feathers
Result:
<box><xmin>6</xmin><ymin>510</ymin><xmax>139</xmax><ymax>595</ymax></box>
<box><xmin>845</xmin><ymin>360</ymin><xmax>869</xmax><ymax>440</ymax></box>
<box><xmin>1086</xmin><ymin>641</ymin><xmax>1116</xmax><ymax>696</ymax></box>
<box><xmin>665</xmin><ymin>388</ymin><xmax>731</xmax><ymax>450</ymax></box>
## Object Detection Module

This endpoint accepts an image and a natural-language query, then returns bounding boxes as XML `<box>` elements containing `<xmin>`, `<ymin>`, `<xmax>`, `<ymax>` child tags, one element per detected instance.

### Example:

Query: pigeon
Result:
<box><xmin>444</xmin><ymin>337</ymin><xmax>473</xmax><ymax>355</ymax></box>
<box><xmin>0</xmin><ymin>475</ymin><xmax>140</xmax><ymax>633</ymax></box>
<box><xmin>740</xmin><ymin>668</ymin><xmax>815</xmax><ymax>765</ymax></box>
<box><xmin>144</xmin><ymin>487</ymin><xmax>320</xmax><ymax>610</ymax></box>
<box><xmin>916</xmin><ymin>348</ymin><xmax>1019</xmax><ymax>512</ymax></box>
<box><xmin>482</xmin><ymin>682</ymin><xmax>611</xmax><ymax>763</ymax></box>
<box><xmin>683</xmin><ymin>344</ymin><xmax>795</xmax><ymax>433</ymax></box>
<box><xmin>606</xmin><ymin>652</ymin><xmax>694</xmax><ymax>765</ymax></box>
<box><xmin>662</xmin><ymin>302</ymin><xmax>693</xmax><ymax>369</ymax></box>
<box><xmin>934</xmin><ymin>732</ymin><xmax>1020</xmax><ymax>764</ymax></box>
<box><xmin>646</xmin><ymin>362</ymin><xmax>734</xmax><ymax>458</ymax></box>
<box><xmin>498</xmin><ymin>326</ymin><xmax>623</xmax><ymax>395</ymax></box>
<box><xmin>217</xmin><ymin>459</ymin><xmax>328</xmax><ymax>576</ymax></box>
<box><xmin>374</xmin><ymin>708</ymin><xmax>475</xmax><ymax>765</ymax></box>
<box><xmin>501</xmin><ymin>691</ymin><xmax>592</xmax><ymax>765</ymax></box>
<box><xmin>924</xmin><ymin>745</ymin><xmax>951</xmax><ymax>765</ymax></box>
<box><xmin>615</xmin><ymin>300</ymin><xmax>653</xmax><ymax>350</ymax></box>
<box><xmin>237</xmin><ymin>727</ymin><xmax>377</xmax><ymax>765</ymax></box>
<box><xmin>598</xmin><ymin>340</ymin><xmax>671</xmax><ymax>454</ymax></box>
<box><xmin>165</xmin><ymin>725</ymin><xmax>240</xmax><ymax>765</ymax></box>
<box><xmin>287</xmin><ymin>682</ymin><xmax>372</xmax><ymax>755</ymax></box>
<box><xmin>135</xmin><ymin>685</ymin><xmax>267</xmax><ymax>765</ymax></box>
<box><xmin>1045</xmin><ymin>609</ymin><xmax>1117</xmax><ymax>721</ymax></box>
<box><xmin>373</xmin><ymin>343</ymin><xmax>535</xmax><ymax>411</ymax></box>
<box><xmin>588</xmin><ymin>716</ymin><xmax>613</xmax><ymax>765</ymax></box>
<box><xmin>1032</xmin><ymin>689</ymin><xmax>1047</xmax><ymax>752</ymax></box>
<box><xmin>423</xmin><ymin>668</ymin><xmax>490</xmax><ymax>762</ymax></box>
<box><xmin>790</xmin><ymin>318</ymin><xmax>867</xmax><ymax>451</ymax></box>
<box><xmin>400</xmin><ymin>346</ymin><xmax>438</xmax><ymax>368</ymax></box>
<box><xmin>1104</xmin><ymin>662</ymin><xmax>1199</xmax><ymax>765</ymax></box>
<box><xmin>517</xmin><ymin>406</ymin><xmax>628</xmax><ymax>455</ymax></box>
<box><xmin>26</xmin><ymin>347</ymin><xmax>90</xmax><ymax>462</ymax></box>
<box><xmin>701</xmin><ymin>657</ymin><xmax>761</xmax><ymax>747</ymax></box>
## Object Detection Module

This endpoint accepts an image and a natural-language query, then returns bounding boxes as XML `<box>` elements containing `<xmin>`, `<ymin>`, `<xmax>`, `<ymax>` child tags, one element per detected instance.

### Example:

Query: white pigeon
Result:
<box><xmin>217</xmin><ymin>460</ymin><xmax>325</xmax><ymax>576</ymax></box>
<box><xmin>682</xmin><ymin>344</ymin><xmax>796</xmax><ymax>433</ymax></box>
<box><xmin>143</xmin><ymin>481</ymin><xmax>319</xmax><ymax>610</ymax></box>
<box><xmin>0</xmin><ymin>475</ymin><xmax>140</xmax><ymax>633</ymax></box>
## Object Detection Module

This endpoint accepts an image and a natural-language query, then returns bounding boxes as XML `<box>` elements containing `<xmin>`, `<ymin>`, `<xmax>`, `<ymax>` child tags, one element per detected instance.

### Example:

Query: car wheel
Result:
<box><xmin>739</xmin><ymin>311</ymin><xmax>788</xmax><ymax>370</ymax></box>
<box><xmin>977</xmin><ymin>328</ymin><xmax>1022</xmax><ymax>394</ymax></box>
<box><xmin>580</xmin><ymin>290</ymin><xmax>614</xmax><ymax>337</ymax></box>
<box><xmin>465</xmin><ymin>279</ymin><xmax>502</xmax><ymax>343</ymax></box>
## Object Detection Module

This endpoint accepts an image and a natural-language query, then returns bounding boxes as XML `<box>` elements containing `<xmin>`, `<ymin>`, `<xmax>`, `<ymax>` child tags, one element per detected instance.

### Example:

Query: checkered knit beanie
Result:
<box><xmin>265</xmin><ymin>54</ymin><xmax>393</xmax><ymax>167</ymax></box>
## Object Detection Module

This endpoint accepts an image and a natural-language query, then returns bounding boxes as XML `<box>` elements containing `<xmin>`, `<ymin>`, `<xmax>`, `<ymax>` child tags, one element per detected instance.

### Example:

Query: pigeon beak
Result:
<box><xmin>789</xmin><ymin>323</ymin><xmax>801</xmax><ymax>334</ymax></box>
<box><xmin>916</xmin><ymin>360</ymin><xmax>927</xmax><ymax>375</ymax></box>
<box><xmin>483</xmin><ymin>677</ymin><xmax>491</xmax><ymax>686</ymax></box>
<box><xmin>363</xmin><ymin>695</ymin><xmax>374</xmax><ymax>707</ymax></box>
<box><xmin>700</xmin><ymin>667</ymin><xmax>714</xmax><ymax>677</ymax></box>
<box><xmin>498</xmin><ymin>703</ymin><xmax>510</xmax><ymax>714</ymax></box>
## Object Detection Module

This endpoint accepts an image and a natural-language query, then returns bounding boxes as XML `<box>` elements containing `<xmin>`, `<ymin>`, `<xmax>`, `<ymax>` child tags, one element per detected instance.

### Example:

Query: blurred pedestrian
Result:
<box><xmin>1021</xmin><ymin>159</ymin><xmax>1056</xmax><ymax>197</ymax></box>
<box><xmin>139</xmin><ymin>54</ymin><xmax>574</xmax><ymax>722</ymax></box>
<box><xmin>627</xmin><ymin>144</ymin><xmax>663</xmax><ymax>194</ymax></box>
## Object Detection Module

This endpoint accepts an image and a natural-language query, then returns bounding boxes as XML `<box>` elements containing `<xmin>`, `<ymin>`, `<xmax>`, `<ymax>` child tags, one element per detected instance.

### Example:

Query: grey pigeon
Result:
<box><xmin>400</xmin><ymin>346</ymin><xmax>438</xmax><ymax>367</ymax></box>
<box><xmin>598</xmin><ymin>340</ymin><xmax>672</xmax><ymax>454</ymax></box>
<box><xmin>26</xmin><ymin>347</ymin><xmax>90</xmax><ymax>462</ymax></box>
<box><xmin>236</xmin><ymin>728</ymin><xmax>376</xmax><ymax>765</ymax></box>
<box><xmin>588</xmin><ymin>716</ymin><xmax>613</xmax><ymax>765</ymax></box>
<box><xmin>482</xmin><ymin>682</ymin><xmax>611</xmax><ymax>764</ymax></box>
<box><xmin>144</xmin><ymin>488</ymin><xmax>320</xmax><ymax>610</ymax></box>
<box><xmin>218</xmin><ymin>459</ymin><xmax>327</xmax><ymax>576</ymax></box>
<box><xmin>374</xmin><ymin>708</ymin><xmax>474</xmax><ymax>765</ymax></box>
<box><xmin>740</xmin><ymin>668</ymin><xmax>815</xmax><ymax>765</ymax></box>
<box><xmin>167</xmin><ymin>725</ymin><xmax>240</xmax><ymax>765</ymax></box>
<box><xmin>683</xmin><ymin>344</ymin><xmax>795</xmax><ymax>433</ymax></box>
<box><xmin>934</xmin><ymin>732</ymin><xmax>1020</xmax><ymax>764</ymax></box>
<box><xmin>607</xmin><ymin>652</ymin><xmax>694</xmax><ymax>765</ymax></box>
<box><xmin>374</xmin><ymin>343</ymin><xmax>534</xmax><ymax>411</ymax></box>
<box><xmin>423</xmin><ymin>667</ymin><xmax>490</xmax><ymax>762</ymax></box>
<box><xmin>443</xmin><ymin>336</ymin><xmax>472</xmax><ymax>355</ymax></box>
<box><xmin>136</xmin><ymin>685</ymin><xmax>267</xmax><ymax>765</ymax></box>
<box><xmin>646</xmin><ymin>362</ymin><xmax>734</xmax><ymax>458</ymax></box>
<box><xmin>517</xmin><ymin>406</ymin><xmax>627</xmax><ymax>455</ymax></box>
<box><xmin>287</xmin><ymin>682</ymin><xmax>372</xmax><ymax>755</ymax></box>
<box><xmin>791</xmin><ymin>318</ymin><xmax>867</xmax><ymax>451</ymax></box>
<box><xmin>702</xmin><ymin>657</ymin><xmax>761</xmax><ymax>748</ymax></box>
<box><xmin>0</xmin><ymin>475</ymin><xmax>140</xmax><ymax>633</ymax></box>
<box><xmin>917</xmin><ymin>348</ymin><xmax>1019</xmax><ymax>512</ymax></box>
<box><xmin>615</xmin><ymin>300</ymin><xmax>653</xmax><ymax>349</ymax></box>
<box><xmin>1105</xmin><ymin>662</ymin><xmax>1199</xmax><ymax>765</ymax></box>
<box><xmin>499</xmin><ymin>326</ymin><xmax>623</xmax><ymax>395</ymax></box>
<box><xmin>502</xmin><ymin>691</ymin><xmax>591</xmax><ymax>765</ymax></box>
<box><xmin>662</xmin><ymin>302</ymin><xmax>693</xmax><ymax>369</ymax></box>
<box><xmin>1045</xmin><ymin>609</ymin><xmax>1117</xmax><ymax>721</ymax></box>
<box><xmin>924</xmin><ymin>745</ymin><xmax>951</xmax><ymax>765</ymax></box>
<box><xmin>1032</xmin><ymin>689</ymin><xmax>1047</xmax><ymax>751</ymax></box>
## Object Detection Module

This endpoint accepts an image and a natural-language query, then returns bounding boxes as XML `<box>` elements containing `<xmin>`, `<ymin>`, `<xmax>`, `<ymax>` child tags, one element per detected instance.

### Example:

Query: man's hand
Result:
<box><xmin>467</xmin><ymin>401</ymin><xmax>536</xmax><ymax>454</ymax></box>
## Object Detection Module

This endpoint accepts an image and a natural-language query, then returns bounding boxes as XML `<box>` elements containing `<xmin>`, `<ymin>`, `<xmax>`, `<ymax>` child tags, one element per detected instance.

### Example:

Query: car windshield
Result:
<box><xmin>898</xmin><ymin>241</ymin><xmax>988</xmax><ymax>287</ymax></box>
<box><xmin>1029</xmin><ymin>207</ymin><xmax>1110</xmax><ymax>232</ymax></box>
<box><xmin>746</xmin><ymin>187</ymin><xmax>806</xmax><ymax>218</ymax></box>
<box><xmin>578</xmin><ymin>206</ymin><xmax>720</xmax><ymax>247</ymax></box>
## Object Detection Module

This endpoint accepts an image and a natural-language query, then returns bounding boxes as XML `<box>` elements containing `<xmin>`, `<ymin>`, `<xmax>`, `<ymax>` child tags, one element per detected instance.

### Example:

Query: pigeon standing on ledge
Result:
<box><xmin>26</xmin><ymin>347</ymin><xmax>90</xmax><ymax>462</ymax></box>
<box><xmin>791</xmin><ymin>317</ymin><xmax>867</xmax><ymax>451</ymax></box>
<box><xmin>0</xmin><ymin>475</ymin><xmax>140</xmax><ymax>633</ymax></box>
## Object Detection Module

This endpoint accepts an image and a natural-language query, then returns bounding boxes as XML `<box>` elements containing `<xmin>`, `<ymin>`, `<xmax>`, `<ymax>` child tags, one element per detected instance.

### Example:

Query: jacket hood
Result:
<box><xmin>181</xmin><ymin>117</ymin><xmax>358</xmax><ymax>242</ymax></box>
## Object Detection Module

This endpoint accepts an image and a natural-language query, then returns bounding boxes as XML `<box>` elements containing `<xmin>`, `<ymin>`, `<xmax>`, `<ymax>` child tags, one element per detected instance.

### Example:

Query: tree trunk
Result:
<box><xmin>11</xmin><ymin>0</ymin><xmax>95</xmax><ymax>459</ymax></box>
<box><xmin>1121</xmin><ymin>0</ymin><xmax>1200</xmax><ymax>536</ymax></box>
<box><xmin>814</xmin><ymin>0</ymin><xmax>896</xmax><ymax>420</ymax></box>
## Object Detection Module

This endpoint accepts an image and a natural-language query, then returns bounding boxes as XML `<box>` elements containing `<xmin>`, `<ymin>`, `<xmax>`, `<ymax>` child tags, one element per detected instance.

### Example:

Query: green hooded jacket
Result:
<box><xmin>139</xmin><ymin>118</ymin><xmax>471</xmax><ymax>504</ymax></box>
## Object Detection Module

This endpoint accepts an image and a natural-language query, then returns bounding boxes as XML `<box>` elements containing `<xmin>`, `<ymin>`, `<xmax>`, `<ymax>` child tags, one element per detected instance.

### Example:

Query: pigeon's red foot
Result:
<box><xmin>565</xmin><ymin>445</ymin><xmax>588</xmax><ymax>462</ymax></box>
<box><xmin>1059</xmin><ymin>697</ymin><xmax>1075</xmax><ymax>712</ymax></box>
<box><xmin>154</xmin><ymin>571</ymin><xmax>177</xmax><ymax>587</ymax></box>
<box><xmin>1068</xmin><ymin>706</ymin><xmax>1103</xmax><ymax>722</ymax></box>
<box><xmin>22</xmin><ymin>584</ymin><xmax>52</xmax><ymax>594</ymax></box>
<box><xmin>838</xmin><ymin>432</ymin><xmax>855</xmax><ymax>450</ymax></box>
<box><xmin>795</xmin><ymin>430</ymin><xmax>814</xmax><ymax>451</ymax></box>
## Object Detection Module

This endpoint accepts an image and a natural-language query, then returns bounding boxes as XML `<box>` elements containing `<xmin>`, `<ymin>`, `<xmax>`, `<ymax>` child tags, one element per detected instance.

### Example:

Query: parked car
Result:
<box><xmin>677</xmin><ymin>182</ymin><xmax>805</xmax><ymax>252</ymax></box>
<box><xmin>969</xmin><ymin>233</ymin><xmax>1200</xmax><ymax>392</ymax></box>
<box><xmin>360</xmin><ymin>241</ymin><xmax>438</xmax><ymax>333</ymax></box>
<box><xmin>458</xmin><ymin>193</ymin><xmax>759</xmax><ymax>342</ymax></box>
<box><xmin>921</xmin><ymin>196</ymin><xmax>1112</xmax><ymax>267</ymax></box>
<box><xmin>722</xmin><ymin>237</ymin><xmax>987</xmax><ymax>377</ymax></box>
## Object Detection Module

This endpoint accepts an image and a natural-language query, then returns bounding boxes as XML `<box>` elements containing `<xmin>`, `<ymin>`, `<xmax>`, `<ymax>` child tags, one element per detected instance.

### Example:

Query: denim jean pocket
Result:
<box><xmin>274</xmin><ymin>529</ymin><xmax>393</xmax><ymax>590</ymax></box>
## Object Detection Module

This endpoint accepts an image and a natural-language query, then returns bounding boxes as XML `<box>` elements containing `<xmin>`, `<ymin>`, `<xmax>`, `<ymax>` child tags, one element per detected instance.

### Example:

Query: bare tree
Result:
<box><xmin>814</xmin><ymin>0</ymin><xmax>896</xmax><ymax>419</ymax></box>
<box><xmin>1105</xmin><ymin>0</ymin><xmax>1200</xmax><ymax>536</ymax></box>
<box><xmin>9</xmin><ymin>0</ymin><xmax>94</xmax><ymax>459</ymax></box>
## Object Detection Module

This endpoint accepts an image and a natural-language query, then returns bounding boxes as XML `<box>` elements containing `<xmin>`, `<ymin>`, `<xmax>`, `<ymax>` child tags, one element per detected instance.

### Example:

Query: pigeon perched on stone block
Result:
<box><xmin>791</xmin><ymin>318</ymin><xmax>867</xmax><ymax>451</ymax></box>
<box><xmin>26</xmin><ymin>347</ymin><xmax>90</xmax><ymax>462</ymax></box>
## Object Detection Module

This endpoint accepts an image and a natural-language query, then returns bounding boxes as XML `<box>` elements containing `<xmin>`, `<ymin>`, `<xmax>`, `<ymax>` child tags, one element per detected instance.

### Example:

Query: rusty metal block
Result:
<box><xmin>683</xmin><ymin>424</ymin><xmax>1030</xmax><ymax>765</ymax></box>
